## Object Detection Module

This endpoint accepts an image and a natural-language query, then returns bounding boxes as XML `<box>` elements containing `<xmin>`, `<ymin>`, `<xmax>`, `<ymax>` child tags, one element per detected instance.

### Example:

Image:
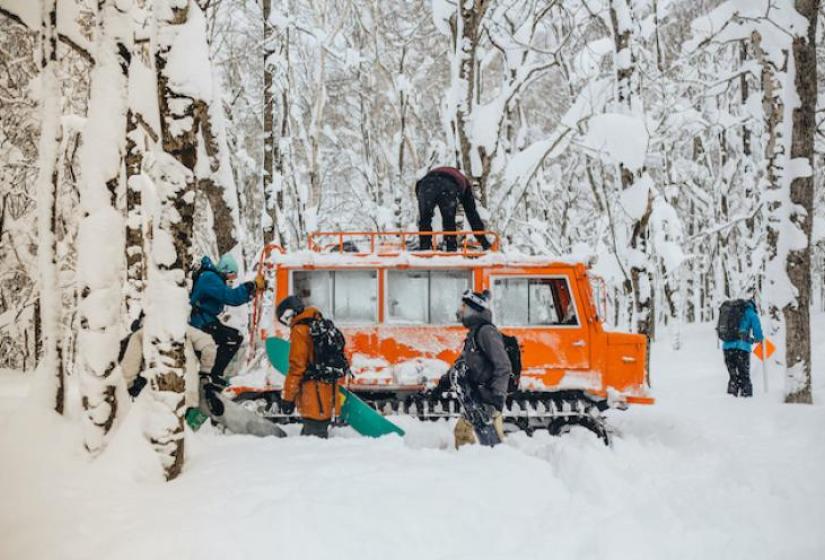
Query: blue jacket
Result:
<box><xmin>722</xmin><ymin>302</ymin><xmax>764</xmax><ymax>352</ymax></box>
<box><xmin>190</xmin><ymin>257</ymin><xmax>254</xmax><ymax>329</ymax></box>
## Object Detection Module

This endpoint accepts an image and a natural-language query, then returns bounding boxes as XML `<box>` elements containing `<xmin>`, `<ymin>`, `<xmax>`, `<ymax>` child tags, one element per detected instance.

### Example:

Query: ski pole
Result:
<box><xmin>762</xmin><ymin>343</ymin><xmax>769</xmax><ymax>394</ymax></box>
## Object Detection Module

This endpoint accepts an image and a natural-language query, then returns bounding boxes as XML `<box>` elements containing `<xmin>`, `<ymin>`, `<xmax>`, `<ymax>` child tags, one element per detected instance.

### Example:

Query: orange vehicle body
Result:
<box><xmin>245</xmin><ymin>232</ymin><xmax>653</xmax><ymax>409</ymax></box>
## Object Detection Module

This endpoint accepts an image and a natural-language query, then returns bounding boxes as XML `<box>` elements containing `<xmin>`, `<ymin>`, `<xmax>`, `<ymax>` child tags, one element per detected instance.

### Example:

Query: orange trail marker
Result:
<box><xmin>753</xmin><ymin>338</ymin><xmax>775</xmax><ymax>361</ymax></box>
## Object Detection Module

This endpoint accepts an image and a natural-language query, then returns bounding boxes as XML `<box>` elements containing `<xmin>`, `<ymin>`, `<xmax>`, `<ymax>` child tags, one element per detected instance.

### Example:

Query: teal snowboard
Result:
<box><xmin>264</xmin><ymin>336</ymin><xmax>405</xmax><ymax>438</ymax></box>
<box><xmin>265</xmin><ymin>336</ymin><xmax>291</xmax><ymax>375</ymax></box>
<box><xmin>338</xmin><ymin>386</ymin><xmax>405</xmax><ymax>438</ymax></box>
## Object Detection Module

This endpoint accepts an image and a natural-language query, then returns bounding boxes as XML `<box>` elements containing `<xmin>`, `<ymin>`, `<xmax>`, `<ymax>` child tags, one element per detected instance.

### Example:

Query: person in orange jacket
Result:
<box><xmin>276</xmin><ymin>295</ymin><xmax>337</xmax><ymax>438</ymax></box>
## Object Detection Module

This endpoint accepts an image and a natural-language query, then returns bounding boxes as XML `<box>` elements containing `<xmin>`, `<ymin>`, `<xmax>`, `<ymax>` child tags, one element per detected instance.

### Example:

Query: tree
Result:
<box><xmin>76</xmin><ymin>0</ymin><xmax>132</xmax><ymax>454</ymax></box>
<box><xmin>782</xmin><ymin>0</ymin><xmax>817</xmax><ymax>403</ymax></box>
<box><xmin>34</xmin><ymin>0</ymin><xmax>65</xmax><ymax>414</ymax></box>
<box><xmin>145</xmin><ymin>0</ymin><xmax>206</xmax><ymax>480</ymax></box>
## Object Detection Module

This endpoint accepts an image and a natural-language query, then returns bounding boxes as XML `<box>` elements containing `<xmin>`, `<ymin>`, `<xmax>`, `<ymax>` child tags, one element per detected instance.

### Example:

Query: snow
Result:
<box><xmin>2</xmin><ymin>315</ymin><xmax>824</xmax><ymax>559</ymax></box>
<box><xmin>582</xmin><ymin>113</ymin><xmax>649</xmax><ymax>171</ymax></box>
<box><xmin>164</xmin><ymin>3</ymin><xmax>213</xmax><ymax>101</ymax></box>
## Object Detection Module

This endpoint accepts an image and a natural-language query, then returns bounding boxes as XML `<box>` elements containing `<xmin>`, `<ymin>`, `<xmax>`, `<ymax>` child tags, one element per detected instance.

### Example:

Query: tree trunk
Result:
<box><xmin>608</xmin><ymin>0</ymin><xmax>654</xmax><ymax>377</ymax></box>
<box><xmin>35</xmin><ymin>0</ymin><xmax>65</xmax><ymax>414</ymax></box>
<box><xmin>77</xmin><ymin>0</ymin><xmax>132</xmax><ymax>454</ymax></box>
<box><xmin>147</xmin><ymin>0</ymin><xmax>204</xmax><ymax>481</ymax></box>
<box><xmin>451</xmin><ymin>1</ymin><xmax>489</xmax><ymax>204</ymax></box>
<box><xmin>783</xmin><ymin>0</ymin><xmax>817</xmax><ymax>404</ymax></box>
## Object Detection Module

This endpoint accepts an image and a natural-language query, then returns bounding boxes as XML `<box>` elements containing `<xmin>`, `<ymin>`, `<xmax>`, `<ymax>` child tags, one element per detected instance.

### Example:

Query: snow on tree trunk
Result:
<box><xmin>146</xmin><ymin>0</ymin><xmax>207</xmax><ymax>480</ymax></box>
<box><xmin>262</xmin><ymin>0</ymin><xmax>284</xmax><ymax>246</ymax></box>
<box><xmin>608</xmin><ymin>0</ymin><xmax>655</xmax><ymax>373</ymax></box>
<box><xmin>125</xmin><ymin>107</ymin><xmax>146</xmax><ymax>323</ymax></box>
<box><xmin>35</xmin><ymin>0</ymin><xmax>65</xmax><ymax>414</ymax></box>
<box><xmin>745</xmin><ymin>2</ymin><xmax>814</xmax><ymax>404</ymax></box>
<box><xmin>124</xmin><ymin>32</ymin><xmax>159</xmax><ymax>325</ymax></box>
<box><xmin>783</xmin><ymin>0</ymin><xmax>816</xmax><ymax>403</ymax></box>
<box><xmin>448</xmin><ymin>1</ymin><xmax>489</xmax><ymax>204</ymax></box>
<box><xmin>77</xmin><ymin>0</ymin><xmax>131</xmax><ymax>454</ymax></box>
<box><xmin>194</xmin><ymin>93</ymin><xmax>241</xmax><ymax>256</ymax></box>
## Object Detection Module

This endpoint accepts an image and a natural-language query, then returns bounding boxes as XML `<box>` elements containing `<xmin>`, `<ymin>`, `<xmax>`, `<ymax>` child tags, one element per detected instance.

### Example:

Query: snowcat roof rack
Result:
<box><xmin>306</xmin><ymin>230</ymin><xmax>500</xmax><ymax>256</ymax></box>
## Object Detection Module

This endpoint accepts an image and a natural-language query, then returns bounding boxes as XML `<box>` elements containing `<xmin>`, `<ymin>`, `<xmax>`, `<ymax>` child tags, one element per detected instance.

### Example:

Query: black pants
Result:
<box><xmin>724</xmin><ymin>349</ymin><xmax>752</xmax><ymax>397</ymax></box>
<box><xmin>301</xmin><ymin>418</ymin><xmax>330</xmax><ymax>438</ymax></box>
<box><xmin>417</xmin><ymin>176</ymin><xmax>459</xmax><ymax>251</ymax></box>
<box><xmin>200</xmin><ymin>322</ymin><xmax>243</xmax><ymax>378</ymax></box>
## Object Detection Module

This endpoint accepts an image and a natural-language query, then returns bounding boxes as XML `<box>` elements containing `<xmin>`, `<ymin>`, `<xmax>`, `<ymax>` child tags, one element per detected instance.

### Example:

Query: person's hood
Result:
<box><xmin>200</xmin><ymin>256</ymin><xmax>217</xmax><ymax>272</ymax></box>
<box><xmin>290</xmin><ymin>306</ymin><xmax>321</xmax><ymax>327</ymax></box>
<box><xmin>461</xmin><ymin>306</ymin><xmax>492</xmax><ymax>329</ymax></box>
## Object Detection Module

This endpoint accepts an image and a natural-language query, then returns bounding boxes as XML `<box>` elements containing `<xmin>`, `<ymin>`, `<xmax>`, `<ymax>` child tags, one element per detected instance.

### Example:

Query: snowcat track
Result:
<box><xmin>232</xmin><ymin>388</ymin><xmax>612</xmax><ymax>444</ymax></box>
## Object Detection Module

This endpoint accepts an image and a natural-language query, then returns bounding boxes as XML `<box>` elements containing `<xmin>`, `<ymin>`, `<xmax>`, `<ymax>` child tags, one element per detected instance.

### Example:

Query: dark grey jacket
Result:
<box><xmin>461</xmin><ymin>310</ymin><xmax>512</xmax><ymax>410</ymax></box>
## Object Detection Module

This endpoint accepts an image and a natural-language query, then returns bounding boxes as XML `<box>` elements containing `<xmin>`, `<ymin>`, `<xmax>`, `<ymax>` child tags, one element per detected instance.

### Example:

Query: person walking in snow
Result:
<box><xmin>720</xmin><ymin>298</ymin><xmax>764</xmax><ymax>397</ymax></box>
<box><xmin>190</xmin><ymin>254</ymin><xmax>265</xmax><ymax>381</ymax></box>
<box><xmin>439</xmin><ymin>289</ymin><xmax>511</xmax><ymax>448</ymax></box>
<box><xmin>415</xmin><ymin>166</ymin><xmax>491</xmax><ymax>251</ymax></box>
<box><xmin>276</xmin><ymin>295</ymin><xmax>339</xmax><ymax>438</ymax></box>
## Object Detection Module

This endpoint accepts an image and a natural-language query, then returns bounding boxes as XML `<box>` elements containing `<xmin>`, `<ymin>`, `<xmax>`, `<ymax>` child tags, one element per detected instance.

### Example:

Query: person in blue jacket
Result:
<box><xmin>190</xmin><ymin>254</ymin><xmax>264</xmax><ymax>381</ymax></box>
<box><xmin>722</xmin><ymin>299</ymin><xmax>764</xmax><ymax>397</ymax></box>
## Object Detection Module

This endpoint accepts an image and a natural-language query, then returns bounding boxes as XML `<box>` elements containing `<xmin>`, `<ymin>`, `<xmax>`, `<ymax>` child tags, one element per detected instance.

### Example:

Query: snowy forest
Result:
<box><xmin>0</xmin><ymin>1</ymin><xmax>824</xmax><ymax>554</ymax></box>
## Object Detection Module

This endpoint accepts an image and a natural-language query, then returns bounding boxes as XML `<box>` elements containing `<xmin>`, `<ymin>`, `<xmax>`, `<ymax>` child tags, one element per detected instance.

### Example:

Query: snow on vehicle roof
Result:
<box><xmin>264</xmin><ymin>249</ymin><xmax>584</xmax><ymax>269</ymax></box>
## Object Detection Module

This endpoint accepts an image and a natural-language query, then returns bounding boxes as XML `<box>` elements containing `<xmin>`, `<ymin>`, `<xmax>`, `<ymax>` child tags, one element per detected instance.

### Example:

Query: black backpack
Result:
<box><xmin>473</xmin><ymin>325</ymin><xmax>522</xmax><ymax>393</ymax></box>
<box><xmin>300</xmin><ymin>316</ymin><xmax>351</xmax><ymax>383</ymax></box>
<box><xmin>717</xmin><ymin>300</ymin><xmax>747</xmax><ymax>342</ymax></box>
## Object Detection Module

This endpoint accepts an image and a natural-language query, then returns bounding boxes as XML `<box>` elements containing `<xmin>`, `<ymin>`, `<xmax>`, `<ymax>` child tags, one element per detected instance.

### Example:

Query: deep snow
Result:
<box><xmin>1</xmin><ymin>316</ymin><xmax>824</xmax><ymax>560</ymax></box>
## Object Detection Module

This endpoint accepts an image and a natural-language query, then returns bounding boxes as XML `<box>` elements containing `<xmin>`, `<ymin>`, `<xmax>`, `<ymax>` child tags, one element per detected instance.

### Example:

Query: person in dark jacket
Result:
<box><xmin>415</xmin><ymin>166</ymin><xmax>491</xmax><ymax>251</ymax></box>
<box><xmin>448</xmin><ymin>289</ymin><xmax>511</xmax><ymax>447</ymax></box>
<box><xmin>721</xmin><ymin>299</ymin><xmax>764</xmax><ymax>397</ymax></box>
<box><xmin>190</xmin><ymin>254</ymin><xmax>264</xmax><ymax>380</ymax></box>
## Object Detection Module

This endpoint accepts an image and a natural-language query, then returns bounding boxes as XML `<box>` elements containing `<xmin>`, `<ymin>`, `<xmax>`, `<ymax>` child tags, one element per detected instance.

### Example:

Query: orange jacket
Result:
<box><xmin>282</xmin><ymin>307</ymin><xmax>339</xmax><ymax>421</ymax></box>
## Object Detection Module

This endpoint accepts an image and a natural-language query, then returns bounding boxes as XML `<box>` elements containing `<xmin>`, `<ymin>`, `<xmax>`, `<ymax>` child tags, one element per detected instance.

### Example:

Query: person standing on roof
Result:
<box><xmin>415</xmin><ymin>166</ymin><xmax>491</xmax><ymax>252</ymax></box>
<box><xmin>190</xmin><ymin>254</ymin><xmax>265</xmax><ymax>382</ymax></box>
<box><xmin>275</xmin><ymin>295</ymin><xmax>338</xmax><ymax>438</ymax></box>
<box><xmin>721</xmin><ymin>298</ymin><xmax>764</xmax><ymax>397</ymax></box>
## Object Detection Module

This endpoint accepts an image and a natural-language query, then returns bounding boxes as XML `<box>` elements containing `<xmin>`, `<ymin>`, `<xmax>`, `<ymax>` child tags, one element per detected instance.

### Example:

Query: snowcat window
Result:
<box><xmin>292</xmin><ymin>270</ymin><xmax>377</xmax><ymax>323</ymax></box>
<box><xmin>293</xmin><ymin>271</ymin><xmax>332</xmax><ymax>316</ymax></box>
<box><xmin>387</xmin><ymin>270</ymin><xmax>428</xmax><ymax>323</ymax></box>
<box><xmin>492</xmin><ymin>277</ymin><xmax>578</xmax><ymax>327</ymax></box>
<box><xmin>430</xmin><ymin>270</ymin><xmax>471</xmax><ymax>323</ymax></box>
<box><xmin>387</xmin><ymin>269</ymin><xmax>471</xmax><ymax>324</ymax></box>
<box><xmin>334</xmin><ymin>270</ymin><xmax>377</xmax><ymax>322</ymax></box>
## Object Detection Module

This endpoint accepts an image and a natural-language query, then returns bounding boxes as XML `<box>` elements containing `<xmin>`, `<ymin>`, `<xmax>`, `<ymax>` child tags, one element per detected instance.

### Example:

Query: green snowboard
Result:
<box><xmin>265</xmin><ymin>336</ymin><xmax>291</xmax><ymax>375</ymax></box>
<box><xmin>338</xmin><ymin>386</ymin><xmax>405</xmax><ymax>438</ymax></box>
<box><xmin>264</xmin><ymin>336</ymin><xmax>405</xmax><ymax>438</ymax></box>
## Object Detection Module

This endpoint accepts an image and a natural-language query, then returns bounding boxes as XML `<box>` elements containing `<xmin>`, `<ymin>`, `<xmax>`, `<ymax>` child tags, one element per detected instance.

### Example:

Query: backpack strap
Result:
<box><xmin>470</xmin><ymin>321</ymin><xmax>495</xmax><ymax>355</ymax></box>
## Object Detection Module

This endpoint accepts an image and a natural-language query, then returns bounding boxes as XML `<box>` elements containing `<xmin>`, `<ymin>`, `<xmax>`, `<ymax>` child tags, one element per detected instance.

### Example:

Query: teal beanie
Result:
<box><xmin>217</xmin><ymin>254</ymin><xmax>239</xmax><ymax>275</ymax></box>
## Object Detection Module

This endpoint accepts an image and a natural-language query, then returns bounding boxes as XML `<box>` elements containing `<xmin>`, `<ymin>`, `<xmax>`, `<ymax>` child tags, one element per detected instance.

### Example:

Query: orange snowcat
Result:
<box><xmin>230</xmin><ymin>231</ymin><xmax>653</xmax><ymax>441</ymax></box>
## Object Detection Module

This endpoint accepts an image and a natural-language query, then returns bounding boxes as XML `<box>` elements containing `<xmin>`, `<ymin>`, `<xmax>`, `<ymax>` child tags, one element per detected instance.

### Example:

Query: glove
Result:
<box><xmin>128</xmin><ymin>374</ymin><xmax>147</xmax><ymax>398</ymax></box>
<box><xmin>254</xmin><ymin>273</ymin><xmax>266</xmax><ymax>292</ymax></box>
<box><xmin>477</xmin><ymin>387</ymin><xmax>504</xmax><ymax>412</ymax></box>
<box><xmin>280</xmin><ymin>400</ymin><xmax>295</xmax><ymax>415</ymax></box>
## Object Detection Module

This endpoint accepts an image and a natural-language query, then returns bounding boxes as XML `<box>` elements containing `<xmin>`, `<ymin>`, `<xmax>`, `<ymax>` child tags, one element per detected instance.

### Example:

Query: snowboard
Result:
<box><xmin>200</xmin><ymin>381</ymin><xmax>287</xmax><ymax>438</ymax></box>
<box><xmin>338</xmin><ymin>386</ymin><xmax>405</xmax><ymax>438</ymax></box>
<box><xmin>449</xmin><ymin>361</ymin><xmax>501</xmax><ymax>447</ymax></box>
<box><xmin>265</xmin><ymin>336</ymin><xmax>291</xmax><ymax>375</ymax></box>
<box><xmin>264</xmin><ymin>336</ymin><xmax>405</xmax><ymax>438</ymax></box>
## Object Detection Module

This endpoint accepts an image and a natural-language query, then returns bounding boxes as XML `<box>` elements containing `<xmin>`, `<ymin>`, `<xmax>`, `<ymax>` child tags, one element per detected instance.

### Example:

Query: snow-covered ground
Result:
<box><xmin>1</xmin><ymin>316</ymin><xmax>824</xmax><ymax>560</ymax></box>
